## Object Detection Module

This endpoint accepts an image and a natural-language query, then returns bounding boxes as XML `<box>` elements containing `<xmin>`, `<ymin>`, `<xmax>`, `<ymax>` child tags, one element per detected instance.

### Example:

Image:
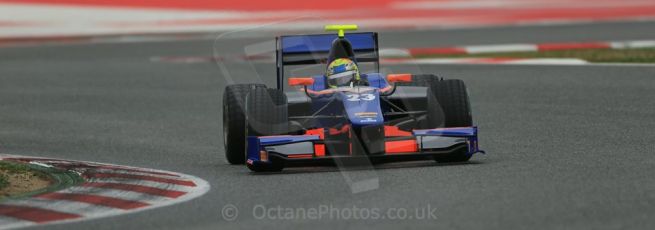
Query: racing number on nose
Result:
<box><xmin>347</xmin><ymin>94</ymin><xmax>376</xmax><ymax>101</ymax></box>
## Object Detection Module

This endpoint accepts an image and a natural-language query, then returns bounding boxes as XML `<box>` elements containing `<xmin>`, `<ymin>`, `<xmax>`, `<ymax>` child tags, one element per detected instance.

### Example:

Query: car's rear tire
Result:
<box><xmin>245</xmin><ymin>87</ymin><xmax>288</xmax><ymax>172</ymax></box>
<box><xmin>427</xmin><ymin>79</ymin><xmax>474</xmax><ymax>162</ymax></box>
<box><xmin>223</xmin><ymin>84</ymin><xmax>265</xmax><ymax>165</ymax></box>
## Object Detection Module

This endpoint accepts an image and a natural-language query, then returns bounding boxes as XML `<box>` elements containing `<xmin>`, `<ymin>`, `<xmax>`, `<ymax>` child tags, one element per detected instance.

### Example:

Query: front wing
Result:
<box><xmin>246</xmin><ymin>127</ymin><xmax>483</xmax><ymax>167</ymax></box>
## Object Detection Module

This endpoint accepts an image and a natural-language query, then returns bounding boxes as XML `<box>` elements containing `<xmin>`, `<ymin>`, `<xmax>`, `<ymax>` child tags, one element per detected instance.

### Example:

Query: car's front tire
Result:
<box><xmin>223</xmin><ymin>84</ymin><xmax>265</xmax><ymax>165</ymax></box>
<box><xmin>427</xmin><ymin>79</ymin><xmax>474</xmax><ymax>163</ymax></box>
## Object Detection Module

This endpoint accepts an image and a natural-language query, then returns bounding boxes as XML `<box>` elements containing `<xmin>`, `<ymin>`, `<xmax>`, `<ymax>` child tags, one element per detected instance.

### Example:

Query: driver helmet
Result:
<box><xmin>326</xmin><ymin>58</ymin><xmax>360</xmax><ymax>88</ymax></box>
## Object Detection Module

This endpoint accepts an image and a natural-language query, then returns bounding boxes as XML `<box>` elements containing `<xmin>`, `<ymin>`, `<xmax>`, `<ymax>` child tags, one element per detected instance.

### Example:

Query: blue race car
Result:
<box><xmin>222</xmin><ymin>25</ymin><xmax>483</xmax><ymax>172</ymax></box>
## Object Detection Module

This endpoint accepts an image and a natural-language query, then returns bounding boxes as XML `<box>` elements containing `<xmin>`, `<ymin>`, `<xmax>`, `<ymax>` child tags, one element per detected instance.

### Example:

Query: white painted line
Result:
<box><xmin>506</xmin><ymin>58</ymin><xmax>588</xmax><ymax>65</ymax></box>
<box><xmin>88</xmin><ymin>169</ymin><xmax>187</xmax><ymax>180</ymax></box>
<box><xmin>379</xmin><ymin>48</ymin><xmax>412</xmax><ymax>57</ymax></box>
<box><xmin>581</xmin><ymin>62</ymin><xmax>655</xmax><ymax>67</ymax></box>
<box><xmin>381</xmin><ymin>58</ymin><xmax>589</xmax><ymax>65</ymax></box>
<box><xmin>59</xmin><ymin>187</ymin><xmax>174</xmax><ymax>204</ymax></box>
<box><xmin>609</xmin><ymin>41</ymin><xmax>628</xmax><ymax>49</ymax></box>
<box><xmin>464</xmin><ymin>44</ymin><xmax>538</xmax><ymax>54</ymax></box>
<box><xmin>394</xmin><ymin>40</ymin><xmax>655</xmax><ymax>57</ymax></box>
<box><xmin>399</xmin><ymin>58</ymin><xmax>482</xmax><ymax>64</ymax></box>
<box><xmin>625</xmin><ymin>40</ymin><xmax>655</xmax><ymax>49</ymax></box>
<box><xmin>85</xmin><ymin>178</ymin><xmax>194</xmax><ymax>192</ymax></box>
<box><xmin>0</xmin><ymin>216</ymin><xmax>32</xmax><ymax>230</ymax></box>
<box><xmin>608</xmin><ymin>40</ymin><xmax>655</xmax><ymax>49</ymax></box>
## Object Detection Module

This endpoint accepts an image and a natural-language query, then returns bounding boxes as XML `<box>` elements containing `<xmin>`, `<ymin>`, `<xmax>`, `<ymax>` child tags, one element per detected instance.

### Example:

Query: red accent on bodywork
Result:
<box><xmin>305</xmin><ymin>128</ymin><xmax>325</xmax><ymax>139</ymax></box>
<box><xmin>387</xmin><ymin>74</ymin><xmax>412</xmax><ymax>83</ymax></box>
<box><xmin>305</xmin><ymin>128</ymin><xmax>326</xmax><ymax>157</ymax></box>
<box><xmin>329</xmin><ymin>125</ymin><xmax>350</xmax><ymax>135</ymax></box>
<box><xmin>314</xmin><ymin>144</ymin><xmax>325</xmax><ymax>157</ymax></box>
<box><xmin>384</xmin><ymin>126</ymin><xmax>412</xmax><ymax>137</ymax></box>
<box><xmin>289</xmin><ymin>77</ymin><xmax>314</xmax><ymax>86</ymax></box>
<box><xmin>385</xmin><ymin>140</ymin><xmax>418</xmax><ymax>153</ymax></box>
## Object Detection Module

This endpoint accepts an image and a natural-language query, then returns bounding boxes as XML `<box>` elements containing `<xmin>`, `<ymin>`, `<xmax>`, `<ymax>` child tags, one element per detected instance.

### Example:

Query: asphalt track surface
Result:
<box><xmin>1</xmin><ymin>21</ymin><xmax>655</xmax><ymax>229</ymax></box>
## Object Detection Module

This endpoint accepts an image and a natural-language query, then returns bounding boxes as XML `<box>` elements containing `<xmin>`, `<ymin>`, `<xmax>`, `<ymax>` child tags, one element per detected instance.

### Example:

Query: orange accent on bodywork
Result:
<box><xmin>260</xmin><ymin>150</ymin><xmax>268</xmax><ymax>161</ymax></box>
<box><xmin>329</xmin><ymin>125</ymin><xmax>350</xmax><ymax>135</ymax></box>
<box><xmin>289</xmin><ymin>77</ymin><xmax>315</xmax><ymax>86</ymax></box>
<box><xmin>348</xmin><ymin>129</ymin><xmax>353</xmax><ymax>155</ymax></box>
<box><xmin>384</xmin><ymin>126</ymin><xmax>413</xmax><ymax>137</ymax></box>
<box><xmin>385</xmin><ymin>140</ymin><xmax>418</xmax><ymax>153</ymax></box>
<box><xmin>305</xmin><ymin>128</ymin><xmax>325</xmax><ymax>139</ymax></box>
<box><xmin>314</xmin><ymin>144</ymin><xmax>325</xmax><ymax>157</ymax></box>
<box><xmin>303</xmin><ymin>129</ymin><xmax>326</xmax><ymax>157</ymax></box>
<box><xmin>387</xmin><ymin>74</ymin><xmax>412</xmax><ymax>83</ymax></box>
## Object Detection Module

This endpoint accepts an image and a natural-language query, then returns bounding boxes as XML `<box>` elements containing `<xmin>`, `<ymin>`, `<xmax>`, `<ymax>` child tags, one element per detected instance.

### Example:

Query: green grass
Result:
<box><xmin>415</xmin><ymin>48</ymin><xmax>655</xmax><ymax>63</ymax></box>
<box><xmin>0</xmin><ymin>161</ymin><xmax>34</xmax><ymax>174</ymax></box>
<box><xmin>0</xmin><ymin>161</ymin><xmax>50</xmax><ymax>188</ymax></box>
<box><xmin>0</xmin><ymin>175</ymin><xmax>7</xmax><ymax>190</ymax></box>
<box><xmin>1</xmin><ymin>161</ymin><xmax>29</xmax><ymax>190</ymax></box>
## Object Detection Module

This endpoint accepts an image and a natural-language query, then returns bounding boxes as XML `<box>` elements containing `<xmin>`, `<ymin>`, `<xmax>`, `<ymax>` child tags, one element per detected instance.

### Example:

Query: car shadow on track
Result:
<box><xmin>248</xmin><ymin>160</ymin><xmax>484</xmax><ymax>175</ymax></box>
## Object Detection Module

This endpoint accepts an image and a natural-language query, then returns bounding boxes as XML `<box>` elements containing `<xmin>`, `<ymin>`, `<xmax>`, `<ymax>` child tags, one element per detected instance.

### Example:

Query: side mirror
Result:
<box><xmin>387</xmin><ymin>74</ymin><xmax>412</xmax><ymax>83</ymax></box>
<box><xmin>289</xmin><ymin>77</ymin><xmax>315</xmax><ymax>86</ymax></box>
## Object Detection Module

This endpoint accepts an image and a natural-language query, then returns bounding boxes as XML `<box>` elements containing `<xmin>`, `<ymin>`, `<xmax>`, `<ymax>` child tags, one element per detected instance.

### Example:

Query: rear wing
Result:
<box><xmin>276</xmin><ymin>32</ymin><xmax>379</xmax><ymax>90</ymax></box>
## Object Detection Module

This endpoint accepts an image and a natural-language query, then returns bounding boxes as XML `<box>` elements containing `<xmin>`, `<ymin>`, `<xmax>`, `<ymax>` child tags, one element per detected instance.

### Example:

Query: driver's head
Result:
<box><xmin>326</xmin><ymin>58</ymin><xmax>360</xmax><ymax>88</ymax></box>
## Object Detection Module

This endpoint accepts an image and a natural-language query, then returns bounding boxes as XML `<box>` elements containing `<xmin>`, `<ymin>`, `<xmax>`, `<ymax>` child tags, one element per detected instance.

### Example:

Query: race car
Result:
<box><xmin>222</xmin><ymin>25</ymin><xmax>483</xmax><ymax>172</ymax></box>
